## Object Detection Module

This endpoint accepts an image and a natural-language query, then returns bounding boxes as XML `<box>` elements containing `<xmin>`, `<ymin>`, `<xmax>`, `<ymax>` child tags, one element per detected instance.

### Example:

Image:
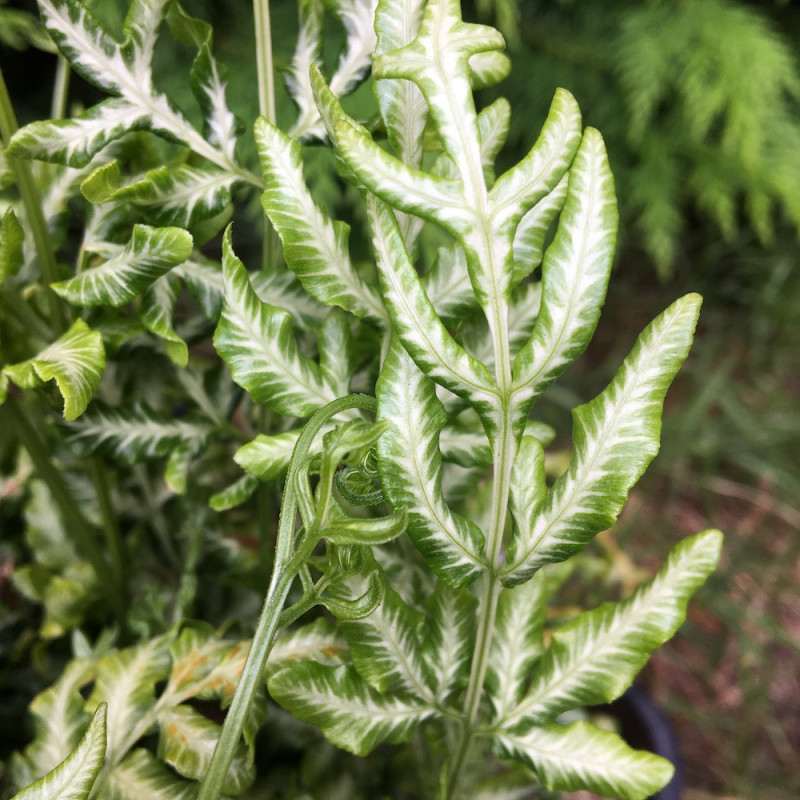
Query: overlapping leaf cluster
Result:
<box><xmin>0</xmin><ymin>1</ymin><xmax>722</xmax><ymax>799</ymax></box>
<box><xmin>9</xmin><ymin>620</ymin><xmax>345</xmax><ymax>798</ymax></box>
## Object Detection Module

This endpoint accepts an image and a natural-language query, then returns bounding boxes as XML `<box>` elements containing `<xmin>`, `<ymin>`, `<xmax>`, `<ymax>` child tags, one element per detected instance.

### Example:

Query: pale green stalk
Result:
<box><xmin>253</xmin><ymin>0</ymin><xmax>280</xmax><ymax>271</ymax></box>
<box><xmin>445</xmin><ymin>394</ymin><xmax>514</xmax><ymax>799</ymax></box>
<box><xmin>438</xmin><ymin>82</ymin><xmax>516</xmax><ymax>798</ymax></box>
<box><xmin>50</xmin><ymin>55</ymin><xmax>70</xmax><ymax>120</ymax></box>
<box><xmin>0</xmin><ymin>66</ymin><xmax>66</xmax><ymax>332</ymax></box>
<box><xmin>199</xmin><ymin>395</ymin><xmax>378</xmax><ymax>800</ymax></box>
<box><xmin>258</xmin><ymin>404</ymin><xmax>275</xmax><ymax>572</ymax></box>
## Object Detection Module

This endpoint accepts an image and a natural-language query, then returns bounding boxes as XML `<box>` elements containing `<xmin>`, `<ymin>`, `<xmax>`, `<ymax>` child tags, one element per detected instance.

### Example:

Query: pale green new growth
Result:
<box><xmin>3</xmin><ymin>319</ymin><xmax>105</xmax><ymax>420</ymax></box>
<box><xmin>53</xmin><ymin>224</ymin><xmax>193</xmax><ymax>308</ymax></box>
<box><xmin>4</xmin><ymin>1</ymin><xmax>722</xmax><ymax>799</ymax></box>
<box><xmin>10</xmin><ymin>704</ymin><xmax>106</xmax><ymax>800</ymax></box>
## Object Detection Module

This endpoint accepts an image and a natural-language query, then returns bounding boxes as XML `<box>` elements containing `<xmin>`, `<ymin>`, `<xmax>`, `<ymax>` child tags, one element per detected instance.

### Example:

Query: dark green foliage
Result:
<box><xmin>476</xmin><ymin>0</ymin><xmax>800</xmax><ymax>278</ymax></box>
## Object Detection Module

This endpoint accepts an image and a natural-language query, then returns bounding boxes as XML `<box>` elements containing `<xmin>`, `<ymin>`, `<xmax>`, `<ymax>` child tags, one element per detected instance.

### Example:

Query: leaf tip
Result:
<box><xmin>692</xmin><ymin>527</ymin><xmax>724</xmax><ymax>567</ymax></box>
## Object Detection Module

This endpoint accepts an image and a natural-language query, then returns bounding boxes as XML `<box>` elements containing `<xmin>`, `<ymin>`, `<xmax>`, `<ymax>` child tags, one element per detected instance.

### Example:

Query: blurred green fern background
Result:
<box><xmin>476</xmin><ymin>0</ymin><xmax>800</xmax><ymax>279</ymax></box>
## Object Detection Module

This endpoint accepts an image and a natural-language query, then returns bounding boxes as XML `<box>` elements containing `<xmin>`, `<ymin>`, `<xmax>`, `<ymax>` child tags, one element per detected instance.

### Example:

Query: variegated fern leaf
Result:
<box><xmin>2</xmin><ymin>1</ymin><xmax>722</xmax><ymax>799</ymax></box>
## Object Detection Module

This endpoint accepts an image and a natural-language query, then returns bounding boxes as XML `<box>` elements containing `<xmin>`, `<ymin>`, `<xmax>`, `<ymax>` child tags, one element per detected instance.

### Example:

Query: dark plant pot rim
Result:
<box><xmin>592</xmin><ymin>684</ymin><xmax>683</xmax><ymax>800</ymax></box>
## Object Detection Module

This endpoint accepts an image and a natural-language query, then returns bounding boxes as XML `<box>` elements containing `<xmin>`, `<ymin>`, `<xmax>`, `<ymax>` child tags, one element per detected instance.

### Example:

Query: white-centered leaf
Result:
<box><xmin>288</xmin><ymin>0</ymin><xmax>378</xmax><ymax>141</ymax></box>
<box><xmin>422</xmin><ymin>580</ymin><xmax>476</xmax><ymax>704</ymax></box>
<box><xmin>339</xmin><ymin>580</ymin><xmax>433</xmax><ymax>701</ymax></box>
<box><xmin>504</xmin><ymin>295</ymin><xmax>702</xmax><ymax>582</ymax></box>
<box><xmin>495</xmin><ymin>721</ymin><xmax>674</xmax><ymax>800</ymax></box>
<box><xmin>318</xmin><ymin>312</ymin><xmax>354</xmax><ymax>396</ymax></box>
<box><xmin>475</xmin><ymin>96</ymin><xmax>510</xmax><ymax>186</ymax></box>
<box><xmin>267</xmin><ymin>618</ymin><xmax>348</xmax><ymax>677</ymax></box>
<box><xmin>213</xmin><ymin>226</ymin><xmax>336</xmax><ymax>417</ymax></box>
<box><xmin>234</xmin><ymin>429</ymin><xmax>302</xmax><ymax>481</ymax></box>
<box><xmin>67</xmin><ymin>404</ymin><xmax>214</xmax><ymax>463</ymax></box>
<box><xmin>335</xmin><ymin>119</ymin><xmax>471</xmax><ymax>236</ymax></box>
<box><xmin>84</xmin><ymin>161</ymin><xmax>236</xmax><ymax>229</ymax></box>
<box><xmin>9</xmin><ymin>658</ymin><xmax>96</xmax><ymax>790</ymax></box>
<box><xmin>105</xmin><ymin>749</ymin><xmax>197</xmax><ymax>800</ymax></box>
<box><xmin>268</xmin><ymin>662</ymin><xmax>435</xmax><ymax>756</ymax></box>
<box><xmin>373</xmin><ymin>0</ymin><xmax>427</xmax><ymax>167</ymax></box>
<box><xmin>432</xmin><ymin>97</ymin><xmax>511</xmax><ymax>187</ymax></box>
<box><xmin>156</xmin><ymin>625</ymin><xmax>267</xmax><ymax>754</ymax></box>
<box><xmin>11</xmin><ymin>704</ymin><xmax>106</xmax><ymax>800</ymax></box>
<box><xmin>327</xmin><ymin>0</ymin><xmax>380</xmax><ymax>98</ymax></box>
<box><xmin>250</xmin><ymin>268</ymin><xmax>330</xmax><ymax>332</ymax></box>
<box><xmin>233</xmin><ymin>419</ymin><xmax>345</xmax><ymax>481</ymax></box>
<box><xmin>502</xmin><ymin>530</ymin><xmax>722</xmax><ymax>729</ymax></box>
<box><xmin>367</xmin><ymin>194</ymin><xmax>496</xmax><ymax>416</ymax></box>
<box><xmin>372</xmin><ymin>0</ymin><xmax>503</xmax><ymax>195</ymax></box>
<box><xmin>512</xmin><ymin>173</ymin><xmax>569</xmax><ymax>283</ymax></box>
<box><xmin>373</xmin><ymin>0</ymin><xmax>428</xmax><ymax>251</ymax></box>
<box><xmin>377</xmin><ymin>342</ymin><xmax>486</xmax><ymax>587</ymax></box>
<box><xmin>489</xmin><ymin>89</ymin><xmax>582</xmax><ymax>244</ymax></box>
<box><xmin>507</xmin><ymin>435</ymin><xmax>547</xmax><ymax>555</ymax></box>
<box><xmin>140</xmin><ymin>274</ymin><xmax>187</xmax><ymax>366</ymax></box>
<box><xmin>438</xmin><ymin>418</ymin><xmax>492</xmax><ymax>468</ymax></box>
<box><xmin>8</xmin><ymin>99</ymin><xmax>148</xmax><ymax>168</ymax></box>
<box><xmin>255</xmin><ymin>118</ymin><xmax>386</xmax><ymax>324</ymax></box>
<box><xmin>460</xmin><ymin>282</ymin><xmax>543</xmax><ymax>373</ymax></box>
<box><xmin>422</xmin><ymin>245</ymin><xmax>477</xmax><ymax>323</ymax></box>
<box><xmin>15</xmin><ymin>0</ymin><xmax>240</xmax><ymax>176</ymax></box>
<box><xmin>190</xmin><ymin>40</ymin><xmax>239</xmax><ymax>162</ymax></box>
<box><xmin>468</xmin><ymin>50</ymin><xmax>511</xmax><ymax>89</ymax></box>
<box><xmin>486</xmin><ymin>574</ymin><xmax>547</xmax><ymax>721</ymax></box>
<box><xmin>158</xmin><ymin>705</ymin><xmax>253</xmax><ymax>795</ymax></box>
<box><xmin>511</xmin><ymin>128</ymin><xmax>618</xmax><ymax>417</ymax></box>
<box><xmin>164</xmin><ymin>626</ymin><xmax>247</xmax><ymax>705</ymax></box>
<box><xmin>86</xmin><ymin>634</ymin><xmax>173</xmax><ymax>765</ymax></box>
<box><xmin>53</xmin><ymin>224</ymin><xmax>192</xmax><ymax>308</ymax></box>
<box><xmin>286</xmin><ymin>0</ymin><xmax>324</xmax><ymax>140</ymax></box>
<box><xmin>208</xmin><ymin>473</ymin><xmax>259</xmax><ymax>511</ymax></box>
<box><xmin>120</xmin><ymin>0</ymin><xmax>169</xmax><ymax>84</ymax></box>
<box><xmin>174</xmin><ymin>254</ymin><xmax>223</xmax><ymax>319</ymax></box>
<box><xmin>3</xmin><ymin>319</ymin><xmax>105</xmax><ymax>420</ymax></box>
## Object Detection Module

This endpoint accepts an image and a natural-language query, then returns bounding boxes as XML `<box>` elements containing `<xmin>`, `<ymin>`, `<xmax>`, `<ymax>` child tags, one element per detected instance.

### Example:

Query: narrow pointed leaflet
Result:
<box><xmin>213</xmin><ymin>227</ymin><xmax>336</xmax><ymax>417</ymax></box>
<box><xmin>505</xmin><ymin>295</ymin><xmax>702</xmax><ymax>583</ymax></box>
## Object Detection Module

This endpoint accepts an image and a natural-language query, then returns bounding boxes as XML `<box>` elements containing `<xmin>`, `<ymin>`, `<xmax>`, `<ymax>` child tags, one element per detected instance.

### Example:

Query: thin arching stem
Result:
<box><xmin>198</xmin><ymin>394</ymin><xmax>377</xmax><ymax>800</ymax></box>
<box><xmin>0</xmin><ymin>66</ymin><xmax>66</xmax><ymax>332</ymax></box>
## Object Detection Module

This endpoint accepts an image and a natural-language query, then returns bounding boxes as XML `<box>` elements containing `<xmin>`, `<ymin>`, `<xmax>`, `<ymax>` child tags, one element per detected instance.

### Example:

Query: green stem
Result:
<box><xmin>198</xmin><ymin>394</ymin><xmax>377</xmax><ymax>800</ymax></box>
<box><xmin>252</xmin><ymin>0</ymin><xmax>280</xmax><ymax>271</ymax></box>
<box><xmin>253</xmin><ymin>0</ymin><xmax>276</xmax><ymax>126</ymax></box>
<box><xmin>257</xmin><ymin>405</ymin><xmax>274</xmax><ymax>572</ymax></box>
<box><xmin>439</xmin><ymin>60</ymin><xmax>516</xmax><ymax>795</ymax></box>
<box><xmin>0</xmin><ymin>66</ymin><xmax>67</xmax><ymax>332</ymax></box>
<box><xmin>88</xmin><ymin>459</ymin><xmax>126</xmax><ymax>605</ymax></box>
<box><xmin>50</xmin><ymin>55</ymin><xmax>71</xmax><ymax>120</ymax></box>
<box><xmin>172</xmin><ymin>509</ymin><xmax>205</xmax><ymax>624</ymax></box>
<box><xmin>0</xmin><ymin>283</ymin><xmax>53</xmax><ymax>344</ymax></box>
<box><xmin>444</xmin><ymin>409</ymin><xmax>514</xmax><ymax>799</ymax></box>
<box><xmin>2</xmin><ymin>395</ymin><xmax>126</xmax><ymax>620</ymax></box>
